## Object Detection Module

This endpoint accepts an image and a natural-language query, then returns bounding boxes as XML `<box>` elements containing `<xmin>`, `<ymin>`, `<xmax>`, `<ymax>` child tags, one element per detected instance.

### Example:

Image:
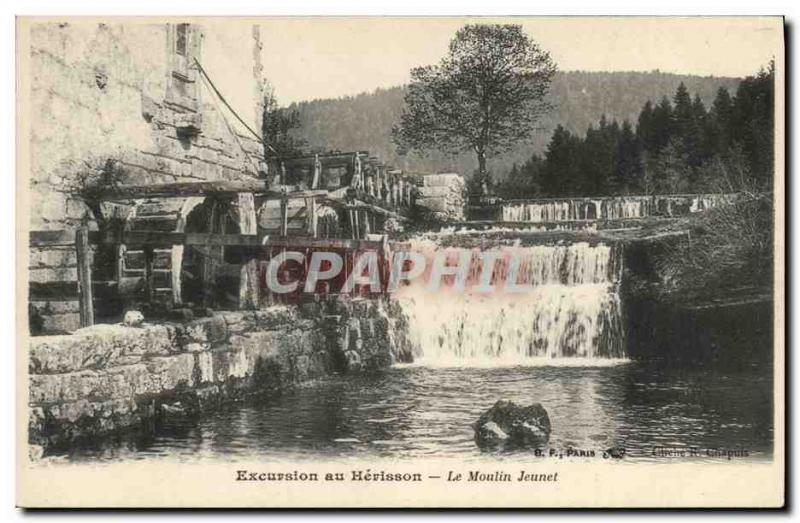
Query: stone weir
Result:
<box><xmin>468</xmin><ymin>193</ymin><xmax>737</xmax><ymax>223</ymax></box>
<box><xmin>27</xmin><ymin>297</ymin><xmax>414</xmax><ymax>454</ymax></box>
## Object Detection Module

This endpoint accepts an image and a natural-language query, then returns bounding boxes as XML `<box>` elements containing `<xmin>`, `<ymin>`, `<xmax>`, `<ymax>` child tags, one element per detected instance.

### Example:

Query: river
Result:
<box><xmin>62</xmin><ymin>357</ymin><xmax>772</xmax><ymax>463</ymax></box>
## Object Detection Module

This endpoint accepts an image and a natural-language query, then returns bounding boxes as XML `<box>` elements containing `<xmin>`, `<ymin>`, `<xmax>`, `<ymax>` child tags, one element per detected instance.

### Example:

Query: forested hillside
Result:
<box><xmin>285</xmin><ymin>71</ymin><xmax>740</xmax><ymax>180</ymax></box>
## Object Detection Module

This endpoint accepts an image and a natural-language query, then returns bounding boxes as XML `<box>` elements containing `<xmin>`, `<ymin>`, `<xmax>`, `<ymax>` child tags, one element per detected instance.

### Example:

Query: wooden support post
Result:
<box><xmin>75</xmin><ymin>227</ymin><xmax>94</xmax><ymax>327</ymax></box>
<box><xmin>142</xmin><ymin>245</ymin><xmax>155</xmax><ymax>303</ymax></box>
<box><xmin>311</xmin><ymin>154</ymin><xmax>321</xmax><ymax>189</ymax></box>
<box><xmin>239</xmin><ymin>258</ymin><xmax>260</xmax><ymax>310</ymax></box>
<box><xmin>171</xmin><ymin>245</ymin><xmax>184</xmax><ymax>305</ymax></box>
<box><xmin>305</xmin><ymin>196</ymin><xmax>317</xmax><ymax>238</ymax></box>
<box><xmin>116</xmin><ymin>244</ymin><xmax>126</xmax><ymax>291</ymax></box>
<box><xmin>376</xmin><ymin>167</ymin><xmax>383</xmax><ymax>201</ymax></box>
<box><xmin>237</xmin><ymin>192</ymin><xmax>257</xmax><ymax>235</ymax></box>
<box><xmin>352</xmin><ymin>153</ymin><xmax>363</xmax><ymax>190</ymax></box>
<box><xmin>347</xmin><ymin>210</ymin><xmax>356</xmax><ymax>240</ymax></box>
<box><xmin>280</xmin><ymin>191</ymin><xmax>288</xmax><ymax>236</ymax></box>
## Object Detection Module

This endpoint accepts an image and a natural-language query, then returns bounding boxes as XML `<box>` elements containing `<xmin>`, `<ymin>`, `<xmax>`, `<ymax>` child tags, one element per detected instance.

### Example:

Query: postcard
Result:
<box><xmin>16</xmin><ymin>16</ymin><xmax>784</xmax><ymax>508</ymax></box>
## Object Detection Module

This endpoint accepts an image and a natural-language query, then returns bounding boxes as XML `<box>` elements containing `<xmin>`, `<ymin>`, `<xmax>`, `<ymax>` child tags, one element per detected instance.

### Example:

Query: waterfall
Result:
<box><xmin>502</xmin><ymin>201</ymin><xmax>575</xmax><ymax>222</ymax></box>
<box><xmin>502</xmin><ymin>197</ymin><xmax>650</xmax><ymax>223</ymax></box>
<box><xmin>604</xmin><ymin>198</ymin><xmax>648</xmax><ymax>220</ymax></box>
<box><xmin>690</xmin><ymin>195</ymin><xmax>723</xmax><ymax>213</ymax></box>
<box><xmin>396</xmin><ymin>240</ymin><xmax>627</xmax><ymax>366</ymax></box>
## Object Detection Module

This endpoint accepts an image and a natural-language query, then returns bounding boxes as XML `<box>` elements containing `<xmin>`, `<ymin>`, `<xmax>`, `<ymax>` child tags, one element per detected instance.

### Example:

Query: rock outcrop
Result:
<box><xmin>416</xmin><ymin>173</ymin><xmax>466</xmax><ymax>222</ymax></box>
<box><xmin>474</xmin><ymin>400</ymin><xmax>551</xmax><ymax>449</ymax></box>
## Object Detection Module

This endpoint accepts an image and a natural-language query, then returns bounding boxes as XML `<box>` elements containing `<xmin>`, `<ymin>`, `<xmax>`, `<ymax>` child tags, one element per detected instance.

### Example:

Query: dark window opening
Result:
<box><xmin>176</xmin><ymin>24</ymin><xmax>189</xmax><ymax>56</ymax></box>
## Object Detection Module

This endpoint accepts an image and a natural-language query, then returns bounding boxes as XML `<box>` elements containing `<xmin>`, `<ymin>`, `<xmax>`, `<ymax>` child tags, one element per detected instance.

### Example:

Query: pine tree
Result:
<box><xmin>613</xmin><ymin>120</ymin><xmax>644</xmax><ymax>193</ymax></box>
<box><xmin>650</xmin><ymin>96</ymin><xmax>674</xmax><ymax>153</ymax></box>
<box><xmin>522</xmin><ymin>154</ymin><xmax>545</xmax><ymax>196</ymax></box>
<box><xmin>653</xmin><ymin>138</ymin><xmax>691</xmax><ymax>193</ymax></box>
<box><xmin>730</xmin><ymin>61</ymin><xmax>775</xmax><ymax>186</ymax></box>
<box><xmin>636</xmin><ymin>100</ymin><xmax>656</xmax><ymax>152</ymax></box>
<box><xmin>672</xmin><ymin>83</ymin><xmax>694</xmax><ymax>138</ymax></box>
<box><xmin>687</xmin><ymin>94</ymin><xmax>712</xmax><ymax>187</ymax></box>
<box><xmin>709</xmin><ymin>87</ymin><xmax>734</xmax><ymax>155</ymax></box>
<box><xmin>543</xmin><ymin>125</ymin><xmax>581</xmax><ymax>196</ymax></box>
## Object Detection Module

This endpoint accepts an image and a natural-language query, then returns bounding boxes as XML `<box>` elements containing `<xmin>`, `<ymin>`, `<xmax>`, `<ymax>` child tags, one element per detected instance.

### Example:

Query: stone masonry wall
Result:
<box><xmin>415</xmin><ymin>173</ymin><xmax>467</xmax><ymax>222</ymax></box>
<box><xmin>28</xmin><ymin>297</ymin><xmax>414</xmax><ymax>455</ymax></box>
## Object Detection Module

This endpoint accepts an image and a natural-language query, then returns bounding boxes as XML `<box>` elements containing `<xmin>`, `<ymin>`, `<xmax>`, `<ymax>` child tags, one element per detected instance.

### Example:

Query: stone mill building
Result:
<box><xmin>24</xmin><ymin>21</ymin><xmax>269</xmax><ymax>333</ymax></box>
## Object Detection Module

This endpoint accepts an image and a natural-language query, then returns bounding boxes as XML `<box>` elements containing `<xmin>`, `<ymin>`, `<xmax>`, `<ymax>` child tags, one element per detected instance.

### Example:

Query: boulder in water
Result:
<box><xmin>474</xmin><ymin>400</ymin><xmax>551</xmax><ymax>449</ymax></box>
<box><xmin>122</xmin><ymin>310</ymin><xmax>144</xmax><ymax>327</ymax></box>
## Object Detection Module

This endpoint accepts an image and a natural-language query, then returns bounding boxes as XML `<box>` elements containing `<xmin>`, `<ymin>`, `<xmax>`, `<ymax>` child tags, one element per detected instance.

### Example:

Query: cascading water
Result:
<box><xmin>502</xmin><ymin>201</ymin><xmax>575</xmax><ymax>222</ymax></box>
<box><xmin>603</xmin><ymin>198</ymin><xmax>649</xmax><ymax>220</ymax></box>
<box><xmin>396</xmin><ymin>240</ymin><xmax>627</xmax><ymax>366</ymax></box>
<box><xmin>689</xmin><ymin>195</ymin><xmax>724</xmax><ymax>213</ymax></box>
<box><xmin>502</xmin><ymin>196</ymin><xmax>650</xmax><ymax>223</ymax></box>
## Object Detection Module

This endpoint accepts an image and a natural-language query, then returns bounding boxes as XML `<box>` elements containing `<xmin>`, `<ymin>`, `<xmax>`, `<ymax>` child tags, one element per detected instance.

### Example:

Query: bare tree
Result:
<box><xmin>392</xmin><ymin>24</ymin><xmax>556</xmax><ymax>188</ymax></box>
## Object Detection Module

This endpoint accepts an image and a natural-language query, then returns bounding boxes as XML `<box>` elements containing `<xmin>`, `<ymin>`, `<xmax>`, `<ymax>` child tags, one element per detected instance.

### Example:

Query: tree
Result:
<box><xmin>652</xmin><ymin>137</ymin><xmax>691</xmax><ymax>193</ymax></box>
<box><xmin>691</xmin><ymin>94</ymin><xmax>712</xmax><ymax>160</ymax></box>
<box><xmin>636</xmin><ymin>100</ymin><xmax>656</xmax><ymax>152</ymax></box>
<box><xmin>637</xmin><ymin>95</ymin><xmax>674</xmax><ymax>159</ymax></box>
<box><xmin>669</xmin><ymin>84</ymin><xmax>709</xmax><ymax>178</ymax></box>
<box><xmin>709</xmin><ymin>87</ymin><xmax>734</xmax><ymax>154</ymax></box>
<box><xmin>613</xmin><ymin>120</ymin><xmax>644</xmax><ymax>193</ymax></box>
<box><xmin>672</xmin><ymin>83</ymin><xmax>694</xmax><ymax>139</ymax></box>
<box><xmin>392</xmin><ymin>24</ymin><xmax>556</xmax><ymax>189</ymax></box>
<box><xmin>499</xmin><ymin>153</ymin><xmax>545</xmax><ymax>198</ymax></box>
<box><xmin>650</xmin><ymin>96</ymin><xmax>674</xmax><ymax>153</ymax></box>
<box><xmin>579</xmin><ymin>116</ymin><xmax>618</xmax><ymax>195</ymax></box>
<box><xmin>729</xmin><ymin>61</ymin><xmax>775</xmax><ymax>187</ymax></box>
<box><xmin>542</xmin><ymin>125</ymin><xmax>581</xmax><ymax>196</ymax></box>
<box><xmin>261</xmin><ymin>88</ymin><xmax>306</xmax><ymax>160</ymax></box>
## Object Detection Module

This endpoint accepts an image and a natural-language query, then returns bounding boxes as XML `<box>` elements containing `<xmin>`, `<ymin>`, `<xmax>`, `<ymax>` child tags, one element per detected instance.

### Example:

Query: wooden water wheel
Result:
<box><xmin>117</xmin><ymin>197</ymin><xmax>205</xmax><ymax>306</ymax></box>
<box><xmin>118</xmin><ymin>195</ymin><xmax>252</xmax><ymax>311</ymax></box>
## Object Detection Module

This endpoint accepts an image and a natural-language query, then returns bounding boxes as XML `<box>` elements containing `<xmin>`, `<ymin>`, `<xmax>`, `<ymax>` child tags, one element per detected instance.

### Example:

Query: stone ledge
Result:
<box><xmin>30</xmin><ymin>324</ymin><xmax>177</xmax><ymax>374</ymax></box>
<box><xmin>28</xmin><ymin>298</ymin><xmax>414</xmax><ymax>452</ymax></box>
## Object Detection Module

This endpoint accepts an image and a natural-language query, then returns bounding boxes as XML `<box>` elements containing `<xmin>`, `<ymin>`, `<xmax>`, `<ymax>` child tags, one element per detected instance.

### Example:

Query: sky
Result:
<box><xmin>258</xmin><ymin>17</ymin><xmax>782</xmax><ymax>105</ymax></box>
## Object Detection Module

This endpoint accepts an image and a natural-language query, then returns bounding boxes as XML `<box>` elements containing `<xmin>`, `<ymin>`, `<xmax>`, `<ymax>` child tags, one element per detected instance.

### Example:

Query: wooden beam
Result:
<box><xmin>171</xmin><ymin>245</ymin><xmax>184</xmax><ymax>305</ymax></box>
<box><xmin>347</xmin><ymin>210</ymin><xmax>356</xmax><ymax>240</ymax></box>
<box><xmin>239</xmin><ymin>258</ymin><xmax>260</xmax><ymax>310</ymax></box>
<box><xmin>305</xmin><ymin>196</ymin><xmax>317</xmax><ymax>238</ymax></box>
<box><xmin>353</xmin><ymin>210</ymin><xmax>360</xmax><ymax>240</ymax></box>
<box><xmin>363</xmin><ymin>210</ymin><xmax>371</xmax><ymax>235</ymax></box>
<box><xmin>75</xmin><ymin>227</ymin><xmax>94</xmax><ymax>327</ymax></box>
<box><xmin>33</xmin><ymin>229</ymin><xmax>390</xmax><ymax>250</ymax></box>
<box><xmin>279</xmin><ymin>151</ymin><xmax>370</xmax><ymax>169</ymax></box>
<box><xmin>279</xmin><ymin>193</ymin><xmax>288</xmax><ymax>236</ymax></box>
<box><xmin>323</xmin><ymin>198</ymin><xmax>410</xmax><ymax>222</ymax></box>
<box><xmin>237</xmin><ymin>192</ymin><xmax>258</xmax><ymax>235</ymax></box>
<box><xmin>311</xmin><ymin>154</ymin><xmax>321</xmax><ymax>190</ymax></box>
<box><xmin>142</xmin><ymin>245</ymin><xmax>155</xmax><ymax>302</ymax></box>
<box><xmin>90</xmin><ymin>180</ymin><xmax>328</xmax><ymax>202</ymax></box>
<box><xmin>95</xmin><ymin>179</ymin><xmax>266</xmax><ymax>200</ymax></box>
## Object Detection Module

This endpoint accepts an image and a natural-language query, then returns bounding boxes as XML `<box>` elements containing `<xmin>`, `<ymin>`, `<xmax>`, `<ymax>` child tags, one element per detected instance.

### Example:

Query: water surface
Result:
<box><xmin>64</xmin><ymin>360</ymin><xmax>773</xmax><ymax>463</ymax></box>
